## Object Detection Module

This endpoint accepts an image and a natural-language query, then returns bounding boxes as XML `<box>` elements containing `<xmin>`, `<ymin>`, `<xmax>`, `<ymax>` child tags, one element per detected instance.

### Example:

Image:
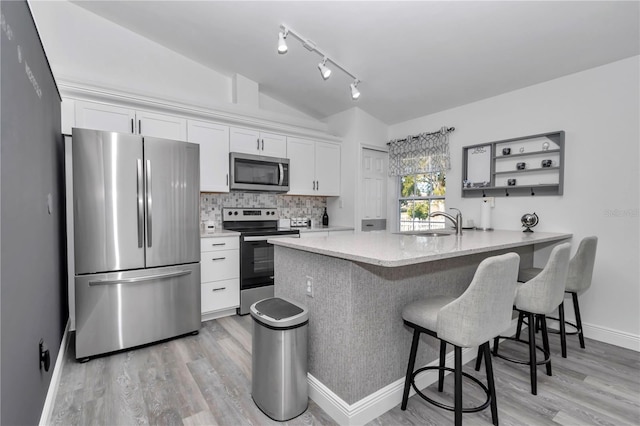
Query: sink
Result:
<box><xmin>395</xmin><ymin>231</ymin><xmax>454</xmax><ymax>237</ymax></box>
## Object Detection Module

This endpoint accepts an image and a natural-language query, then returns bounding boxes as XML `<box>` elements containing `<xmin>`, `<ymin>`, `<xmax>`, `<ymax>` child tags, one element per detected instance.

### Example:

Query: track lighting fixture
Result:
<box><xmin>318</xmin><ymin>57</ymin><xmax>332</xmax><ymax>80</ymax></box>
<box><xmin>278</xmin><ymin>29</ymin><xmax>288</xmax><ymax>54</ymax></box>
<box><xmin>350</xmin><ymin>80</ymin><xmax>361</xmax><ymax>100</ymax></box>
<box><xmin>278</xmin><ymin>24</ymin><xmax>361</xmax><ymax>100</ymax></box>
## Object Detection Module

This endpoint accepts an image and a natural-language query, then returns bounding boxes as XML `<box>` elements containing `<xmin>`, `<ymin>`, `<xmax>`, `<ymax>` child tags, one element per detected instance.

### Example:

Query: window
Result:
<box><xmin>399</xmin><ymin>171</ymin><xmax>446</xmax><ymax>231</ymax></box>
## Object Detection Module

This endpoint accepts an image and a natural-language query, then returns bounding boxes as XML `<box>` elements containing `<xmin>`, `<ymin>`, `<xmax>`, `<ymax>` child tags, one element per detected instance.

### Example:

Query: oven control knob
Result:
<box><xmin>234</xmin><ymin>211</ymin><xmax>238</xmax><ymax>215</ymax></box>
<box><xmin>228</xmin><ymin>211</ymin><xmax>232</xmax><ymax>215</ymax></box>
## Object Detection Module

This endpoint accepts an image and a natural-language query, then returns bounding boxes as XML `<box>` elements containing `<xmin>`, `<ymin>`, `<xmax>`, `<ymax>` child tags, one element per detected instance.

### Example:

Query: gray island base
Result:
<box><xmin>271</xmin><ymin>230</ymin><xmax>571</xmax><ymax>423</ymax></box>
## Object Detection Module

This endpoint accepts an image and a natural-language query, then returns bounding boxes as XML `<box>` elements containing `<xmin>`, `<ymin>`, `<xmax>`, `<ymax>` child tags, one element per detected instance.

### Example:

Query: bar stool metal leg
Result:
<box><xmin>515</xmin><ymin>311</ymin><xmax>525</xmax><ymax>340</ymax></box>
<box><xmin>482</xmin><ymin>342</ymin><xmax>498</xmax><ymax>426</ymax></box>
<box><xmin>438</xmin><ymin>341</ymin><xmax>447</xmax><ymax>392</ymax></box>
<box><xmin>401</xmin><ymin>329</ymin><xmax>421</xmax><ymax>410</ymax></box>
<box><xmin>539</xmin><ymin>315</ymin><xmax>552</xmax><ymax>376</ymax></box>
<box><xmin>528</xmin><ymin>312</ymin><xmax>537</xmax><ymax>395</ymax></box>
<box><xmin>572</xmin><ymin>292</ymin><xmax>586</xmax><ymax>348</ymax></box>
<box><xmin>558</xmin><ymin>301</ymin><xmax>567</xmax><ymax>358</ymax></box>
<box><xmin>454</xmin><ymin>346</ymin><xmax>462</xmax><ymax>426</ymax></box>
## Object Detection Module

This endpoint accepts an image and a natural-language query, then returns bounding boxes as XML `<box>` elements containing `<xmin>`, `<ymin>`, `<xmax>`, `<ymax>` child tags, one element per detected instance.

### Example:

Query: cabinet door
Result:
<box><xmin>315</xmin><ymin>141</ymin><xmax>341</xmax><ymax>196</ymax></box>
<box><xmin>75</xmin><ymin>100</ymin><xmax>135</xmax><ymax>133</ymax></box>
<box><xmin>260</xmin><ymin>132</ymin><xmax>287</xmax><ymax>158</ymax></box>
<box><xmin>188</xmin><ymin>120</ymin><xmax>230</xmax><ymax>192</ymax></box>
<box><xmin>136</xmin><ymin>110</ymin><xmax>187</xmax><ymax>141</ymax></box>
<box><xmin>287</xmin><ymin>137</ymin><xmax>316</xmax><ymax>195</ymax></box>
<box><xmin>230</xmin><ymin>127</ymin><xmax>260</xmax><ymax>154</ymax></box>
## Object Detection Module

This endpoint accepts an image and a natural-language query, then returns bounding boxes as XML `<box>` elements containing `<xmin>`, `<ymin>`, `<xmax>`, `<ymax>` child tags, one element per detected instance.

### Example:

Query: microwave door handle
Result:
<box><xmin>279</xmin><ymin>163</ymin><xmax>284</xmax><ymax>186</ymax></box>
<box><xmin>136</xmin><ymin>159</ymin><xmax>144</xmax><ymax>248</ymax></box>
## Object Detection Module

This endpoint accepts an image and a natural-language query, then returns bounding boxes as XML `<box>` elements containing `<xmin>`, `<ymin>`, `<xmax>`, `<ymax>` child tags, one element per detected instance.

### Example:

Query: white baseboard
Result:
<box><xmin>583</xmin><ymin>322</ymin><xmax>640</xmax><ymax>352</ymax></box>
<box><xmin>308</xmin><ymin>346</ymin><xmax>478</xmax><ymax>426</ymax></box>
<box><xmin>39</xmin><ymin>319</ymin><xmax>70</xmax><ymax>426</ymax></box>
<box><xmin>201</xmin><ymin>307</ymin><xmax>237</xmax><ymax>322</ymax></box>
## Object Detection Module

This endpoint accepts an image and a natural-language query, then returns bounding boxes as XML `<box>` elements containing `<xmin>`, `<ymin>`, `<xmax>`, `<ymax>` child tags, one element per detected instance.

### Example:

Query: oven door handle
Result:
<box><xmin>243</xmin><ymin>234</ymin><xmax>299</xmax><ymax>242</ymax></box>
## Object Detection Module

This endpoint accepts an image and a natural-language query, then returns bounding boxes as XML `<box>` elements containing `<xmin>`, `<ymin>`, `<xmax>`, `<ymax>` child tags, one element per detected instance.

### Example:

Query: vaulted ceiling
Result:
<box><xmin>72</xmin><ymin>1</ymin><xmax>639</xmax><ymax>125</ymax></box>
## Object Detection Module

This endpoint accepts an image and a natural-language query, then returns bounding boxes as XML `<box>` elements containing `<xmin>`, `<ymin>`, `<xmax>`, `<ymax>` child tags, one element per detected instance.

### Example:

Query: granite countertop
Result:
<box><xmin>269</xmin><ymin>229</ymin><xmax>572</xmax><ymax>267</ymax></box>
<box><xmin>200</xmin><ymin>229</ymin><xmax>240</xmax><ymax>238</ymax></box>
<box><xmin>296</xmin><ymin>225</ymin><xmax>355</xmax><ymax>233</ymax></box>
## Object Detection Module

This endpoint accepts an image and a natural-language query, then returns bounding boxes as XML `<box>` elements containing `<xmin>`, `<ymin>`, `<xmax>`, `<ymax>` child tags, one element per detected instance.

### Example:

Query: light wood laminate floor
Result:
<box><xmin>51</xmin><ymin>315</ymin><xmax>639</xmax><ymax>425</ymax></box>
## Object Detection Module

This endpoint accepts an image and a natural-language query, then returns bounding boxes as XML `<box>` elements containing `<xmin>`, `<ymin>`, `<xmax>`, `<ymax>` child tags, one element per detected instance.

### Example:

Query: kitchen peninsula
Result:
<box><xmin>270</xmin><ymin>230</ymin><xmax>571</xmax><ymax>419</ymax></box>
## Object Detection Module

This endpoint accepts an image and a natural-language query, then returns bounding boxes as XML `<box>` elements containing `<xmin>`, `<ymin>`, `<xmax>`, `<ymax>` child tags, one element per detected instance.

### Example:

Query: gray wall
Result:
<box><xmin>1</xmin><ymin>2</ymin><xmax>65</xmax><ymax>424</ymax></box>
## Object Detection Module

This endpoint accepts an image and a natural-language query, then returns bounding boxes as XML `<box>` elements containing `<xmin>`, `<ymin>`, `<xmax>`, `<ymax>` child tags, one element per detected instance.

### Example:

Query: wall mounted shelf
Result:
<box><xmin>462</xmin><ymin>131</ymin><xmax>565</xmax><ymax>197</ymax></box>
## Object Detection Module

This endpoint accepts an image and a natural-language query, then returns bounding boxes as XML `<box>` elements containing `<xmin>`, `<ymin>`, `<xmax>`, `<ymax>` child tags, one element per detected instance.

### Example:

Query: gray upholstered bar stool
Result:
<box><xmin>482</xmin><ymin>243</ymin><xmax>570</xmax><ymax>396</ymax></box>
<box><xmin>401</xmin><ymin>252</ymin><xmax>520</xmax><ymax>426</ymax></box>
<box><xmin>517</xmin><ymin>236</ymin><xmax>598</xmax><ymax>358</ymax></box>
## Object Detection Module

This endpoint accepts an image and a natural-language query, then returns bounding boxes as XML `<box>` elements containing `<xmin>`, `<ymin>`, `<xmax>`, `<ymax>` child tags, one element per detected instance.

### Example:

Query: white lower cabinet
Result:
<box><xmin>200</xmin><ymin>236</ymin><xmax>239</xmax><ymax>317</ymax></box>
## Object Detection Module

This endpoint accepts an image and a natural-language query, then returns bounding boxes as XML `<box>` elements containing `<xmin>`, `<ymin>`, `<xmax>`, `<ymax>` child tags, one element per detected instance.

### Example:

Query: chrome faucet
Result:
<box><xmin>429</xmin><ymin>208</ymin><xmax>463</xmax><ymax>235</ymax></box>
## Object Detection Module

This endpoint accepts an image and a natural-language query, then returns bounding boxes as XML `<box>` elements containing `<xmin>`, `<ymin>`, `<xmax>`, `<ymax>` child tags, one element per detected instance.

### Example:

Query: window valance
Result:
<box><xmin>388</xmin><ymin>127</ymin><xmax>454</xmax><ymax>176</ymax></box>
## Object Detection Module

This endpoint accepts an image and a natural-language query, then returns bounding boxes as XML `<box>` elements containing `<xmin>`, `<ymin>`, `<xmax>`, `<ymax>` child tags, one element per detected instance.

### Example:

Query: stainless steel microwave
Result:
<box><xmin>229</xmin><ymin>152</ymin><xmax>290</xmax><ymax>192</ymax></box>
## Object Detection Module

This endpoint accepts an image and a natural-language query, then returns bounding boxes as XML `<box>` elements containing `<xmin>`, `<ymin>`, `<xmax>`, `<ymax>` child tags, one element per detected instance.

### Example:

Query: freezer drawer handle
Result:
<box><xmin>136</xmin><ymin>159</ymin><xmax>144</xmax><ymax>248</ymax></box>
<box><xmin>146</xmin><ymin>159</ymin><xmax>152</xmax><ymax>247</ymax></box>
<box><xmin>211</xmin><ymin>287</ymin><xmax>226</xmax><ymax>292</ymax></box>
<box><xmin>88</xmin><ymin>270</ymin><xmax>192</xmax><ymax>286</ymax></box>
<box><xmin>210</xmin><ymin>257</ymin><xmax>226</xmax><ymax>261</ymax></box>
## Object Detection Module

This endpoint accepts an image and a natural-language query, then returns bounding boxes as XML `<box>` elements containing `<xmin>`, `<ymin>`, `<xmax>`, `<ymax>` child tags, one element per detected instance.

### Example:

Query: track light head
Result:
<box><xmin>350</xmin><ymin>80</ymin><xmax>361</xmax><ymax>100</ymax></box>
<box><xmin>278</xmin><ymin>28</ymin><xmax>288</xmax><ymax>54</ymax></box>
<box><xmin>318</xmin><ymin>57</ymin><xmax>332</xmax><ymax>80</ymax></box>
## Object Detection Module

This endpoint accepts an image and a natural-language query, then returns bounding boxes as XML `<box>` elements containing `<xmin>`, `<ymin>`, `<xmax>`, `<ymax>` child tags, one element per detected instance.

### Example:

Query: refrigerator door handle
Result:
<box><xmin>279</xmin><ymin>163</ymin><xmax>284</xmax><ymax>186</ymax></box>
<box><xmin>136</xmin><ymin>159</ymin><xmax>144</xmax><ymax>248</ymax></box>
<box><xmin>88</xmin><ymin>270</ymin><xmax>192</xmax><ymax>286</ymax></box>
<box><xmin>146</xmin><ymin>159</ymin><xmax>152</xmax><ymax>247</ymax></box>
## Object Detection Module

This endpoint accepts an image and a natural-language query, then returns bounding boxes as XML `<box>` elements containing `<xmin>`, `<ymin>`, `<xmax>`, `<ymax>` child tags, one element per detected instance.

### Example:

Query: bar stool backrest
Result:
<box><xmin>566</xmin><ymin>236</ymin><xmax>598</xmax><ymax>294</ymax></box>
<box><xmin>437</xmin><ymin>252</ymin><xmax>520</xmax><ymax>348</ymax></box>
<box><xmin>515</xmin><ymin>243</ymin><xmax>571</xmax><ymax>315</ymax></box>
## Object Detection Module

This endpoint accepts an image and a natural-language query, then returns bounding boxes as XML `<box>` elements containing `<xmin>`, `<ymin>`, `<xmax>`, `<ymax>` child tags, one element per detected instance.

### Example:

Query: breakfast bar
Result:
<box><xmin>270</xmin><ymin>230</ymin><xmax>571</xmax><ymax>417</ymax></box>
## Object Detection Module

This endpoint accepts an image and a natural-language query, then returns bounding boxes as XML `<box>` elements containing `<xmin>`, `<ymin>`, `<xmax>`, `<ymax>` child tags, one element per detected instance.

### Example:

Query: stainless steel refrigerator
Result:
<box><xmin>72</xmin><ymin>128</ymin><xmax>201</xmax><ymax>360</ymax></box>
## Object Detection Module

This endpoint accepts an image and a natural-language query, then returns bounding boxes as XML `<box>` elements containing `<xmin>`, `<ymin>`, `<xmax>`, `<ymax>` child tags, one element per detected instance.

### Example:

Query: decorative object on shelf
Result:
<box><xmin>542</xmin><ymin>141</ymin><xmax>550</xmax><ymax>151</ymax></box>
<box><xmin>502</xmin><ymin>148</ymin><xmax>511</xmax><ymax>155</ymax></box>
<box><xmin>472</xmin><ymin>181</ymin><xmax>490</xmax><ymax>188</ymax></box>
<box><xmin>516</xmin><ymin>162</ymin><xmax>526</xmax><ymax>170</ymax></box>
<box><xmin>521</xmin><ymin>212</ymin><xmax>539</xmax><ymax>233</ymax></box>
<box><xmin>507</xmin><ymin>179</ymin><xmax>517</xmax><ymax>186</ymax></box>
<box><xmin>519</xmin><ymin>147</ymin><xmax>525</xmax><ymax>153</ymax></box>
<box><xmin>278</xmin><ymin>24</ymin><xmax>361</xmax><ymax>100</ymax></box>
<box><xmin>541</xmin><ymin>159</ymin><xmax>552</xmax><ymax>168</ymax></box>
<box><xmin>462</xmin><ymin>180</ymin><xmax>472</xmax><ymax>189</ymax></box>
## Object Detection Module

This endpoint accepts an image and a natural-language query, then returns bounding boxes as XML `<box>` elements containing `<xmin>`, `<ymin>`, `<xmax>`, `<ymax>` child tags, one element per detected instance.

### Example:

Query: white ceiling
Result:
<box><xmin>72</xmin><ymin>1</ymin><xmax>639</xmax><ymax>125</ymax></box>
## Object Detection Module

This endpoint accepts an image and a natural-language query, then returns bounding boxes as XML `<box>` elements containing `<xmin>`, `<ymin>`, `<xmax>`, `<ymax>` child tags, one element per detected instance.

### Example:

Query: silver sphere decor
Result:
<box><xmin>521</xmin><ymin>212</ymin><xmax>539</xmax><ymax>233</ymax></box>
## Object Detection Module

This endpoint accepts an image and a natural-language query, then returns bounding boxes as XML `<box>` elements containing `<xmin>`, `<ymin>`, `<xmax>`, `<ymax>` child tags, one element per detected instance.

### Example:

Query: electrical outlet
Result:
<box><xmin>305</xmin><ymin>276</ymin><xmax>314</xmax><ymax>297</ymax></box>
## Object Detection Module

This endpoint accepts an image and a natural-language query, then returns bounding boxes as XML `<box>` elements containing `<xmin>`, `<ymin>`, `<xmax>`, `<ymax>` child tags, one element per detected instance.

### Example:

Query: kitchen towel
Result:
<box><xmin>480</xmin><ymin>199</ymin><xmax>492</xmax><ymax>230</ymax></box>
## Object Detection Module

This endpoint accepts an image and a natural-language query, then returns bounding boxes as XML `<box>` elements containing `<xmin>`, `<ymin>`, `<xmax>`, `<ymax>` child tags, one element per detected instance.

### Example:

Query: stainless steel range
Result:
<box><xmin>222</xmin><ymin>208</ymin><xmax>300</xmax><ymax>315</ymax></box>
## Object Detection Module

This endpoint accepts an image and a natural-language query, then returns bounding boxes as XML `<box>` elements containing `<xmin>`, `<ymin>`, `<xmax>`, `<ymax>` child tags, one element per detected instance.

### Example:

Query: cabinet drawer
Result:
<box><xmin>201</xmin><ymin>279</ymin><xmax>239</xmax><ymax>313</ymax></box>
<box><xmin>200</xmin><ymin>237</ymin><xmax>239</xmax><ymax>252</ymax></box>
<box><xmin>201</xmin><ymin>249</ymin><xmax>239</xmax><ymax>282</ymax></box>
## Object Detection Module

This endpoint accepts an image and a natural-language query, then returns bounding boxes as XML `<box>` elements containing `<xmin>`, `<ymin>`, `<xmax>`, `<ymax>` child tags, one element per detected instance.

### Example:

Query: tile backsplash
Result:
<box><xmin>201</xmin><ymin>192</ymin><xmax>327</xmax><ymax>228</ymax></box>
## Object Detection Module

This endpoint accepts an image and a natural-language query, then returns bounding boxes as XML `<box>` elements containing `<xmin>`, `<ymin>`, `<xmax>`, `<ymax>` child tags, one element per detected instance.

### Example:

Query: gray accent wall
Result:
<box><xmin>1</xmin><ymin>2</ymin><xmax>65</xmax><ymax>424</ymax></box>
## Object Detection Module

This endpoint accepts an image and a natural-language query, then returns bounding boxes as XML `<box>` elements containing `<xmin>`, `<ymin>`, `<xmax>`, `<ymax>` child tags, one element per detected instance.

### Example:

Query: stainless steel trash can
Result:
<box><xmin>250</xmin><ymin>297</ymin><xmax>309</xmax><ymax>421</ymax></box>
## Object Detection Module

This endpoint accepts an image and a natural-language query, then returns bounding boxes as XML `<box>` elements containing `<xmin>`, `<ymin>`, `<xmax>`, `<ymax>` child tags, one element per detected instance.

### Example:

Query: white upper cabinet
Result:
<box><xmin>75</xmin><ymin>100</ymin><xmax>187</xmax><ymax>141</ymax></box>
<box><xmin>136</xmin><ymin>110</ymin><xmax>186</xmax><ymax>141</ymax></box>
<box><xmin>187</xmin><ymin>120</ymin><xmax>230</xmax><ymax>193</ymax></box>
<box><xmin>287</xmin><ymin>137</ymin><xmax>340</xmax><ymax>196</ymax></box>
<box><xmin>75</xmin><ymin>100</ymin><xmax>135</xmax><ymax>134</ymax></box>
<box><xmin>230</xmin><ymin>127</ymin><xmax>287</xmax><ymax>158</ymax></box>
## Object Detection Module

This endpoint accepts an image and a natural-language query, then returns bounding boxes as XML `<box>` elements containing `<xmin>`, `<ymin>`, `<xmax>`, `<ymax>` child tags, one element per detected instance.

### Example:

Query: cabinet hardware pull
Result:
<box><xmin>257</xmin><ymin>138</ymin><xmax>260</xmax><ymax>150</ymax></box>
<box><xmin>131</xmin><ymin>118</ymin><xmax>134</xmax><ymax>134</ymax></box>
<box><xmin>211</xmin><ymin>257</ymin><xmax>226</xmax><ymax>261</ymax></box>
<box><xmin>226</xmin><ymin>174</ymin><xmax>228</xmax><ymax>186</ymax></box>
<box><xmin>138</xmin><ymin>120</ymin><xmax>141</xmax><ymax>134</ymax></box>
<box><xmin>211</xmin><ymin>243</ymin><xmax>226</xmax><ymax>246</ymax></box>
<box><xmin>313</xmin><ymin>181</ymin><xmax>316</xmax><ymax>190</ymax></box>
<box><xmin>212</xmin><ymin>287</ymin><xmax>226</xmax><ymax>292</ymax></box>
<box><xmin>261</xmin><ymin>139</ymin><xmax>264</xmax><ymax>150</ymax></box>
<box><xmin>316</xmin><ymin>180</ymin><xmax>319</xmax><ymax>191</ymax></box>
